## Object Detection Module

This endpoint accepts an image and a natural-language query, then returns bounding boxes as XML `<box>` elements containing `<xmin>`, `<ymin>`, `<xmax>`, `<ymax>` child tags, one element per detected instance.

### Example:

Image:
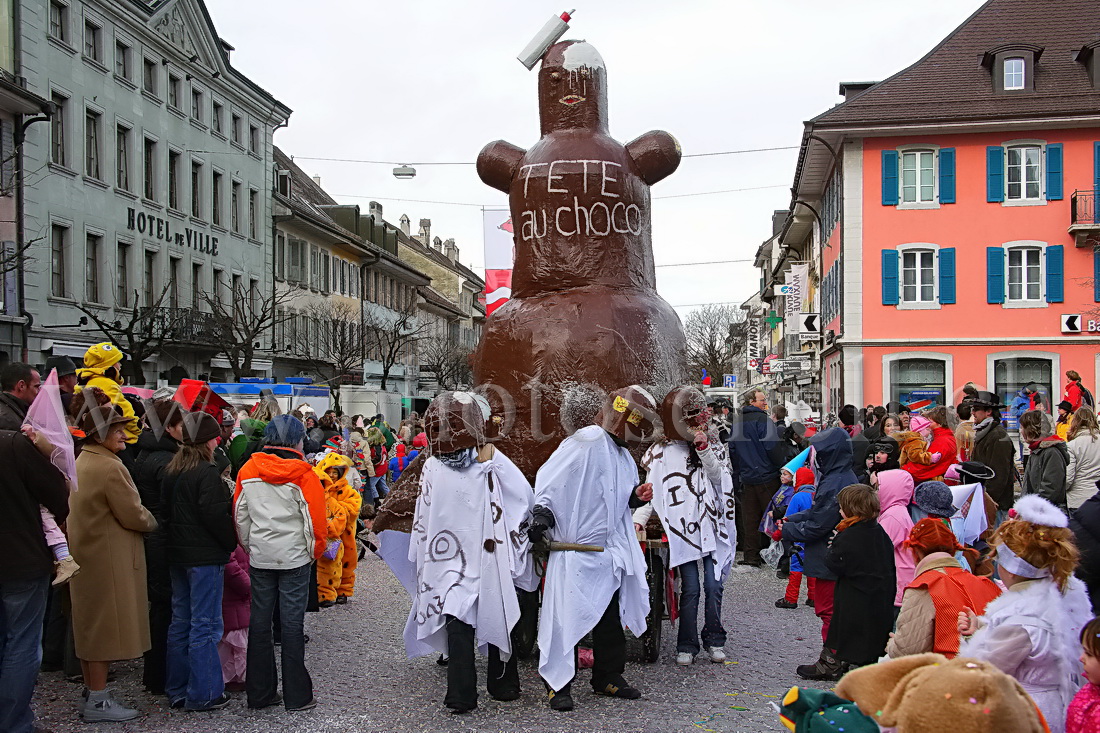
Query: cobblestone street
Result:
<box><xmin>32</xmin><ymin>555</ymin><xmax>832</xmax><ymax>733</ymax></box>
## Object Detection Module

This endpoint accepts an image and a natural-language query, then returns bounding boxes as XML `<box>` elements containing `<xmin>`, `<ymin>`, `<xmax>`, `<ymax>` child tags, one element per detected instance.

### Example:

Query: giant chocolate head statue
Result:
<box><xmin>474</xmin><ymin>39</ymin><xmax>688</xmax><ymax>479</ymax></box>
<box><xmin>424</xmin><ymin>391</ymin><xmax>489</xmax><ymax>454</ymax></box>
<box><xmin>660</xmin><ymin>386</ymin><xmax>709</xmax><ymax>442</ymax></box>
<box><xmin>594</xmin><ymin>385</ymin><xmax>657</xmax><ymax>446</ymax></box>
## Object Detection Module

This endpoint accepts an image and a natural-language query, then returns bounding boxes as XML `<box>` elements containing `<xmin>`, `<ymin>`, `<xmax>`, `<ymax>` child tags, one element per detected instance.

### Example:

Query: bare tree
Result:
<box><xmin>204</xmin><ymin>281</ymin><xmax>294</xmax><ymax>381</ymax></box>
<box><xmin>288</xmin><ymin>299</ymin><xmax>365</xmax><ymax>412</ymax></box>
<box><xmin>683</xmin><ymin>304</ymin><xmax>747</xmax><ymax>387</ymax></box>
<box><xmin>76</xmin><ymin>285</ymin><xmax>183</xmax><ymax>386</ymax></box>
<box><xmin>363</xmin><ymin>304</ymin><xmax>430</xmax><ymax>391</ymax></box>
<box><xmin>417</xmin><ymin>333</ymin><xmax>474</xmax><ymax>392</ymax></box>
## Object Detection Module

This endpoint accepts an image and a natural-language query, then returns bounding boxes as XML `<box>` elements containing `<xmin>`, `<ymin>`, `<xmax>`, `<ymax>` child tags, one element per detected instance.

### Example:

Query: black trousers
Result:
<box><xmin>143</xmin><ymin>595</ymin><xmax>172</xmax><ymax>693</ymax></box>
<box><xmin>552</xmin><ymin>592</ymin><xmax>627</xmax><ymax>694</ymax></box>
<box><xmin>41</xmin><ymin>584</ymin><xmax>80</xmax><ymax>677</ymax></box>
<box><xmin>443</xmin><ymin>616</ymin><xmax>518</xmax><ymax>710</ymax></box>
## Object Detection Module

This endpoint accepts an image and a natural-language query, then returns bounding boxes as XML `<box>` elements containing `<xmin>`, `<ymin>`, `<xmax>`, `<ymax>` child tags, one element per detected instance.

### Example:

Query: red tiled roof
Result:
<box><xmin>812</xmin><ymin>0</ymin><xmax>1100</xmax><ymax>128</ymax></box>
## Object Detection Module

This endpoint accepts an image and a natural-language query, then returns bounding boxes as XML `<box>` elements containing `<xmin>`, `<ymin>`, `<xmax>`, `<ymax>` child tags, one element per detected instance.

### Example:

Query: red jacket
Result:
<box><xmin>1065</xmin><ymin>380</ymin><xmax>1085</xmax><ymax>412</ymax></box>
<box><xmin>903</xmin><ymin>426</ymin><xmax>958</xmax><ymax>482</ymax></box>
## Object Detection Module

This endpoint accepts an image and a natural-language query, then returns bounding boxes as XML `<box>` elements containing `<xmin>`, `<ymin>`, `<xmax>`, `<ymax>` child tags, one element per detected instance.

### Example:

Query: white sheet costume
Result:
<box><xmin>403</xmin><ymin>446</ymin><xmax>537</xmax><ymax>659</ymax></box>
<box><xmin>959</xmin><ymin>575</ymin><xmax>1092</xmax><ymax>732</ymax></box>
<box><xmin>533</xmin><ymin>425</ymin><xmax>650</xmax><ymax>692</ymax></box>
<box><xmin>640</xmin><ymin>440</ymin><xmax>736</xmax><ymax>577</ymax></box>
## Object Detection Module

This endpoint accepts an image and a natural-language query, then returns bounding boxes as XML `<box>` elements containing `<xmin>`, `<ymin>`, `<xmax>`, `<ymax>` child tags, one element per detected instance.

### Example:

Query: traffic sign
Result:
<box><xmin>723</xmin><ymin>374</ymin><xmax>737</xmax><ymax>387</ymax></box>
<box><xmin>1062</xmin><ymin>314</ymin><xmax>1082</xmax><ymax>333</ymax></box>
<box><xmin>801</xmin><ymin>313</ymin><xmax>820</xmax><ymax>333</ymax></box>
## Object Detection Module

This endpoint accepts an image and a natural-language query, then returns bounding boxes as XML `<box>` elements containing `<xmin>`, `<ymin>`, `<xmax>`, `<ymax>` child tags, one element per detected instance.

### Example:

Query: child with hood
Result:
<box><xmin>314</xmin><ymin>453</ymin><xmax>361</xmax><ymax>607</ymax></box>
<box><xmin>388</xmin><ymin>443</ymin><xmax>414</xmax><ymax>482</ymax></box>
<box><xmin>902</xmin><ymin>408</ymin><xmax>958</xmax><ymax>483</ymax></box>
<box><xmin>218</xmin><ymin>546</ymin><xmax>250</xmax><ymax>690</ymax></box>
<box><xmin>75</xmin><ymin>342</ymin><xmax>139</xmax><ymax>443</ymax></box>
<box><xmin>874</xmin><ymin>468</ymin><xmax>917</xmax><ymax>613</ymax></box>
<box><xmin>775</xmin><ymin>466</ymin><xmax>816</xmax><ymax>609</ymax></box>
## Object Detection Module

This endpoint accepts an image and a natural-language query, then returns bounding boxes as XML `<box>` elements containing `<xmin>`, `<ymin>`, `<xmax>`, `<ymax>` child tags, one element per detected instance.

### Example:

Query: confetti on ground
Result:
<box><xmin>723</xmin><ymin>660</ymin><xmax>739</xmax><ymax>665</ymax></box>
<box><xmin>729</xmin><ymin>705</ymin><xmax>750</xmax><ymax>711</ymax></box>
<box><xmin>726</xmin><ymin>691</ymin><xmax>779</xmax><ymax>698</ymax></box>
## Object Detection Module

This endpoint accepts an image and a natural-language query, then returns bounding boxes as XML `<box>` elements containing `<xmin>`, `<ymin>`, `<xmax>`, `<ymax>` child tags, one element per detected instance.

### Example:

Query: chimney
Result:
<box><xmin>312</xmin><ymin>174</ymin><xmax>322</xmax><ymax>187</ymax></box>
<box><xmin>368</xmin><ymin>201</ymin><xmax>383</xmax><ymax>221</ymax></box>
<box><xmin>443</xmin><ymin>238</ymin><xmax>457</xmax><ymax>261</ymax></box>
<box><xmin>418</xmin><ymin>218</ymin><xmax>431</xmax><ymax>246</ymax></box>
<box><xmin>399</xmin><ymin>214</ymin><xmax>411</xmax><ymax>236</ymax></box>
<box><xmin>838</xmin><ymin>81</ymin><xmax>876</xmax><ymax>102</ymax></box>
<box><xmin>432</xmin><ymin>236</ymin><xmax>443</xmax><ymax>252</ymax></box>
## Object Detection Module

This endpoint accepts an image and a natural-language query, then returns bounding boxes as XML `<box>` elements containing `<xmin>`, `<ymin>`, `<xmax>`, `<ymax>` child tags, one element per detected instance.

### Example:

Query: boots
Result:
<box><xmin>795</xmin><ymin>647</ymin><xmax>846</xmax><ymax>681</ymax></box>
<box><xmin>52</xmin><ymin>557</ymin><xmax>80</xmax><ymax>586</ymax></box>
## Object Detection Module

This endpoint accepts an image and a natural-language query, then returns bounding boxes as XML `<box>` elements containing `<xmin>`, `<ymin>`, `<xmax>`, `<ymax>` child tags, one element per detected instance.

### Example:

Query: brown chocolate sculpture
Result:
<box><xmin>474</xmin><ymin>39</ymin><xmax>687</xmax><ymax>480</ymax></box>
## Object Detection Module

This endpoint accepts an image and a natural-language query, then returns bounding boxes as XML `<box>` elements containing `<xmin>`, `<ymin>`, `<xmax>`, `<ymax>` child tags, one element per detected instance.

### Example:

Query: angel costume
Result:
<box><xmin>533</xmin><ymin>424</ymin><xmax>650</xmax><ymax>694</ymax></box>
<box><xmin>404</xmin><ymin>445</ymin><xmax>537</xmax><ymax>711</ymax></box>
<box><xmin>640</xmin><ymin>440</ymin><xmax>736</xmax><ymax>657</ymax></box>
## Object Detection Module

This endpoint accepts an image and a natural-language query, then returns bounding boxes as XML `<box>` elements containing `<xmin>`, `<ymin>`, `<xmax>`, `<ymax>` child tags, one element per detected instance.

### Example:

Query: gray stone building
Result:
<box><xmin>17</xmin><ymin>0</ymin><xmax>289</xmax><ymax>382</ymax></box>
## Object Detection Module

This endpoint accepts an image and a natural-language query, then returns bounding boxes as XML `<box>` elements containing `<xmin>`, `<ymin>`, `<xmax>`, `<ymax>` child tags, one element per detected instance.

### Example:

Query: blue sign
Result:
<box><xmin>723</xmin><ymin>374</ymin><xmax>737</xmax><ymax>387</ymax></box>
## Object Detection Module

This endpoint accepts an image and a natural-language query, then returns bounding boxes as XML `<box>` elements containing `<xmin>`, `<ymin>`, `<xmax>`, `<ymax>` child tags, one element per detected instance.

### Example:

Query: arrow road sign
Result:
<box><xmin>801</xmin><ymin>313</ymin><xmax>820</xmax><ymax>333</ymax></box>
<box><xmin>1062</xmin><ymin>314</ymin><xmax>1082</xmax><ymax>333</ymax></box>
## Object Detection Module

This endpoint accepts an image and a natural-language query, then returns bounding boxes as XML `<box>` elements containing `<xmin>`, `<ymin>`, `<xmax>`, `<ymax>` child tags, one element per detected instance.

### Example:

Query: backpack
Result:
<box><xmin>1081</xmin><ymin>383</ymin><xmax>1095</xmax><ymax>409</ymax></box>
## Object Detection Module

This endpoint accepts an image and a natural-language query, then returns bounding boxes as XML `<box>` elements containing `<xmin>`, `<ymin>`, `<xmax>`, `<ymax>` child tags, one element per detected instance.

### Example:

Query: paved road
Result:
<box><xmin>33</xmin><ymin>555</ymin><xmax>833</xmax><ymax>732</ymax></box>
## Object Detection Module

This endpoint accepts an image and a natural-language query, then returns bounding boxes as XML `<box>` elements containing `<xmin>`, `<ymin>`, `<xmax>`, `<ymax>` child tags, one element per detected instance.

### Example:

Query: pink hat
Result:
<box><xmin>908</xmin><ymin>415</ymin><xmax>932</xmax><ymax>433</ymax></box>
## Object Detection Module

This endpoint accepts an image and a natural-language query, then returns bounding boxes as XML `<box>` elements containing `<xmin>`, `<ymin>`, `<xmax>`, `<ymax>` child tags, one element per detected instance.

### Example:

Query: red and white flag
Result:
<box><xmin>483</xmin><ymin>209</ymin><xmax>514</xmax><ymax>316</ymax></box>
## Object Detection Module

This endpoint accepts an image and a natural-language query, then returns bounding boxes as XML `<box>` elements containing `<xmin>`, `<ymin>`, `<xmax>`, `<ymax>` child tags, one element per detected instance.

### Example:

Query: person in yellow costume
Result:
<box><xmin>75</xmin><ymin>342</ymin><xmax>139</xmax><ymax>443</ymax></box>
<box><xmin>314</xmin><ymin>453</ymin><xmax>361</xmax><ymax>607</ymax></box>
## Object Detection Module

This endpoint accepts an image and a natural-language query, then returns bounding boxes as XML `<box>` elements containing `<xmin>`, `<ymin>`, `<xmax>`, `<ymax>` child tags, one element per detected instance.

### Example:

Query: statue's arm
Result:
<box><xmin>477</xmin><ymin>140</ymin><xmax>526</xmax><ymax>194</ymax></box>
<box><xmin>625</xmin><ymin>131</ymin><xmax>681</xmax><ymax>186</ymax></box>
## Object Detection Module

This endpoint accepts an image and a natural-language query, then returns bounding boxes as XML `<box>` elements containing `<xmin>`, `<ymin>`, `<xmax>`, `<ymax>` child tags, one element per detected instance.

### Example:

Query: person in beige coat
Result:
<box><xmin>69</xmin><ymin>406</ymin><xmax>158</xmax><ymax>722</ymax></box>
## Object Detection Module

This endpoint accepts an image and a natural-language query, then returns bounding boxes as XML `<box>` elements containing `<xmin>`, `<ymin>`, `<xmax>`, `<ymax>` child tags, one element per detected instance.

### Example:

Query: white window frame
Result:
<box><xmin>880</xmin><ymin>351</ymin><xmax>953</xmax><ymax>408</ymax></box>
<box><xmin>896</xmin><ymin>145</ymin><xmax>939</xmax><ymax>209</ymax></box>
<box><xmin>896</xmin><ymin>243</ymin><xmax>941</xmax><ymax>310</ymax></box>
<box><xmin>1002</xmin><ymin>139</ymin><xmax>1046</xmax><ymax>207</ymax></box>
<box><xmin>1004</xmin><ymin>57</ymin><xmax>1025</xmax><ymax>91</ymax></box>
<box><xmin>1003</xmin><ymin>240</ymin><xmax>1047</xmax><ymax>308</ymax></box>
<box><xmin>48</xmin><ymin>1</ymin><xmax>69</xmax><ymax>44</ymax></box>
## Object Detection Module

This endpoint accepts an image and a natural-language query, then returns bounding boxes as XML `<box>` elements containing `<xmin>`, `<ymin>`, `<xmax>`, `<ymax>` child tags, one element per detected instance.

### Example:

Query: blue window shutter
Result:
<box><xmin>882</xmin><ymin>249</ymin><xmax>899</xmax><ymax>305</ymax></box>
<box><xmin>986</xmin><ymin>247</ymin><xmax>1005</xmax><ymax>304</ymax></box>
<box><xmin>987</xmin><ymin>146</ymin><xmax>1005</xmax><ymax>202</ymax></box>
<box><xmin>1094</xmin><ymin>248</ymin><xmax>1100</xmax><ymax>302</ymax></box>
<box><xmin>1094</xmin><ymin>142</ymin><xmax>1100</xmax><ymax>194</ymax></box>
<box><xmin>938</xmin><ymin>148</ymin><xmax>956</xmax><ymax>204</ymax></box>
<box><xmin>1046</xmin><ymin>245</ymin><xmax>1064</xmax><ymax>303</ymax></box>
<box><xmin>882</xmin><ymin>150</ymin><xmax>899</xmax><ymax>206</ymax></box>
<box><xmin>1045</xmin><ymin>144</ymin><xmax>1063</xmax><ymax>201</ymax></box>
<box><xmin>939</xmin><ymin>248</ymin><xmax>956</xmax><ymax>304</ymax></box>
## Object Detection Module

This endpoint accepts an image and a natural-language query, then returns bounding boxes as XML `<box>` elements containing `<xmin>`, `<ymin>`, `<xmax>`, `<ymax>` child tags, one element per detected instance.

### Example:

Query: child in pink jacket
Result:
<box><xmin>219</xmin><ymin>546</ymin><xmax>250</xmax><ymax>690</ymax></box>
<box><xmin>873</xmin><ymin>468</ymin><xmax>916</xmax><ymax>615</ymax></box>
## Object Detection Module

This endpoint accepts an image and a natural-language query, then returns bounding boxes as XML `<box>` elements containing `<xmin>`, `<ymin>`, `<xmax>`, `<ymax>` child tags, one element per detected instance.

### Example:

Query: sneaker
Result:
<box><xmin>287</xmin><ymin>698</ymin><xmax>318</xmax><ymax>712</ymax></box>
<box><xmin>82</xmin><ymin>691</ymin><xmax>140</xmax><ymax>722</ymax></box>
<box><xmin>706</xmin><ymin>647</ymin><xmax>727</xmax><ymax>663</ymax></box>
<box><xmin>247</xmin><ymin>694</ymin><xmax>282</xmax><ymax>710</ymax></box>
<box><xmin>335</xmin><ymin>596</ymin><xmax>349</xmax><ymax>605</ymax></box>
<box><xmin>805</xmin><ymin>598</ymin><xmax>815</xmax><ymax>608</ymax></box>
<box><xmin>52</xmin><ymin>556</ymin><xmax>80</xmax><ymax>586</ymax></box>
<box><xmin>775</xmin><ymin>568</ymin><xmax>790</xmax><ymax>579</ymax></box>
<box><xmin>775</xmin><ymin>598</ymin><xmax>798</xmax><ymax>609</ymax></box>
<box><xmin>188</xmin><ymin>693</ymin><xmax>232</xmax><ymax>711</ymax></box>
<box><xmin>436</xmin><ymin>654</ymin><xmax>449</xmax><ymax>666</ymax></box>
<box><xmin>169</xmin><ymin>697</ymin><xmax>185</xmax><ymax>709</ymax></box>
<box><xmin>593</xmin><ymin>679</ymin><xmax>641</xmax><ymax>699</ymax></box>
<box><xmin>318</xmin><ymin>600</ymin><xmax>335</xmax><ymax>609</ymax></box>
<box><xmin>675</xmin><ymin>652</ymin><xmax>694</xmax><ymax>666</ymax></box>
<box><xmin>547</xmin><ymin>689</ymin><xmax>574</xmax><ymax>711</ymax></box>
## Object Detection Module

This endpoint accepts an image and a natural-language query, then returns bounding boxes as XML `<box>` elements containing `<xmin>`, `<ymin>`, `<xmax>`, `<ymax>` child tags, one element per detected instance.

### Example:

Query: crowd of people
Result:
<box><xmin>7</xmin><ymin>346</ymin><xmax>1100</xmax><ymax>731</ymax></box>
<box><xmin>0</xmin><ymin>343</ymin><xmax>424</xmax><ymax>731</ymax></box>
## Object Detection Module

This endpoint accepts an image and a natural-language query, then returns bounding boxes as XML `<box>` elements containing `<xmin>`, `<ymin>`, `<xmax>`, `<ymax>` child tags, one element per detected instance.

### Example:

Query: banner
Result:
<box><xmin>784</xmin><ymin>263</ymin><xmax>808</xmax><ymax>328</ymax></box>
<box><xmin>482</xmin><ymin>208</ymin><xmax>515</xmax><ymax>316</ymax></box>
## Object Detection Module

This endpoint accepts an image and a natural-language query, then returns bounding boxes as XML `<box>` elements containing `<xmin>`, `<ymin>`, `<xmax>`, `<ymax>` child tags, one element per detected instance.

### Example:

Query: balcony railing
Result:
<box><xmin>1071</xmin><ymin>189</ymin><xmax>1098</xmax><ymax>225</ymax></box>
<box><xmin>142</xmin><ymin>307</ymin><xmax>220</xmax><ymax>345</ymax></box>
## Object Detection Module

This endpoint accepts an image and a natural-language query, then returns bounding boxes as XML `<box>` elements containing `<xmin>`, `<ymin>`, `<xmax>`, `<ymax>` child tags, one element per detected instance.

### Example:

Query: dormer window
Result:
<box><xmin>981</xmin><ymin>43</ymin><xmax>1042</xmax><ymax>93</ymax></box>
<box><xmin>1074</xmin><ymin>41</ymin><xmax>1100</xmax><ymax>90</ymax></box>
<box><xmin>1004</xmin><ymin>57</ymin><xmax>1025</xmax><ymax>90</ymax></box>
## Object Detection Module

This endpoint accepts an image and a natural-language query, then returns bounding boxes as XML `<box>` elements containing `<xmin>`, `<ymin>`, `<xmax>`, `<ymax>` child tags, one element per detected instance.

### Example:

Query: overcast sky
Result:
<box><xmin>206</xmin><ymin>0</ymin><xmax>987</xmax><ymax>316</ymax></box>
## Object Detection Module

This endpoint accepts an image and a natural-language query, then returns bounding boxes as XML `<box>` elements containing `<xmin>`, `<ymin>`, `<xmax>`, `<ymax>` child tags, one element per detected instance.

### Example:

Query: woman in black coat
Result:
<box><xmin>1070</xmin><ymin>488</ymin><xmax>1100</xmax><ymax>614</ymax></box>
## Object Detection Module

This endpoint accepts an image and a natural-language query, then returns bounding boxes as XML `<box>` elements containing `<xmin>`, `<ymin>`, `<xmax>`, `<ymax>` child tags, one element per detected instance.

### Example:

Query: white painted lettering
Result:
<box><xmin>588</xmin><ymin>201</ymin><xmax>610</xmax><ymax>236</ymax></box>
<box><xmin>547</xmin><ymin>161</ymin><xmax>567</xmax><ymax>194</ymax></box>
<box><xmin>555</xmin><ymin>206</ymin><xmax>575</xmax><ymax>236</ymax></box>
<box><xmin>600</xmin><ymin>162</ymin><xmax>621</xmax><ymax>198</ymax></box>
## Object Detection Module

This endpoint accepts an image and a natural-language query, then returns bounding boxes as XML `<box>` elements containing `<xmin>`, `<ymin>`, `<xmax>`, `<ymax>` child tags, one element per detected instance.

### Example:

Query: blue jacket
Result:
<box><xmin>728</xmin><ymin>405</ymin><xmax>780</xmax><ymax>485</ymax></box>
<box><xmin>784</xmin><ymin>486</ymin><xmax>815</xmax><ymax>573</ymax></box>
<box><xmin>781</xmin><ymin>428</ymin><xmax>856</xmax><ymax>580</ymax></box>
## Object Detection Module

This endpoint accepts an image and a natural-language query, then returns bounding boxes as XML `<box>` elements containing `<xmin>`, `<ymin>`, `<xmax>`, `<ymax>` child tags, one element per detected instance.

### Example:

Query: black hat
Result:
<box><xmin>180</xmin><ymin>411</ymin><xmax>221</xmax><ymax>446</ymax></box>
<box><xmin>970</xmin><ymin>390</ymin><xmax>1005</xmax><ymax>410</ymax></box>
<box><xmin>1058</xmin><ymin>400</ymin><xmax>1074</xmax><ymax>413</ymax></box>
<box><xmin>44</xmin><ymin>355</ymin><xmax>77</xmax><ymax>378</ymax></box>
<box><xmin>956</xmin><ymin>460</ymin><xmax>996</xmax><ymax>483</ymax></box>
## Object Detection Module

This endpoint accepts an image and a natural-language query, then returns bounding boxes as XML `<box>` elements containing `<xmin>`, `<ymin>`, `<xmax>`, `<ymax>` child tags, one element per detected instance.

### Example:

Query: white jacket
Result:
<box><xmin>1065</xmin><ymin>433</ymin><xmax>1100</xmax><ymax>509</ymax></box>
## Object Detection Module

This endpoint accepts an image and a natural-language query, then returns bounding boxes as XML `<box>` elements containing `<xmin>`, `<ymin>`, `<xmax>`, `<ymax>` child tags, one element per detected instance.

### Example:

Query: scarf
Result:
<box><xmin>436</xmin><ymin>447</ymin><xmax>475</xmax><ymax>469</ymax></box>
<box><xmin>1028</xmin><ymin>435</ymin><xmax>1064</xmax><ymax>452</ymax></box>
<box><xmin>836</xmin><ymin>516</ymin><xmax>864</xmax><ymax>533</ymax></box>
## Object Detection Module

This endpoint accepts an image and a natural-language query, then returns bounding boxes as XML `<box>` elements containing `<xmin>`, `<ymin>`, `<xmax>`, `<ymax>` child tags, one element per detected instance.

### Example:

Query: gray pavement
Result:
<box><xmin>33</xmin><ymin>556</ymin><xmax>833</xmax><ymax>733</ymax></box>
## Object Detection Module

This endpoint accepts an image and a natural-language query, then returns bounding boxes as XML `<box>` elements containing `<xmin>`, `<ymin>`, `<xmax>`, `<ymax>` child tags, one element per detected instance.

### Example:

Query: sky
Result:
<box><xmin>204</xmin><ymin>0</ymin><xmax>988</xmax><ymax>316</ymax></box>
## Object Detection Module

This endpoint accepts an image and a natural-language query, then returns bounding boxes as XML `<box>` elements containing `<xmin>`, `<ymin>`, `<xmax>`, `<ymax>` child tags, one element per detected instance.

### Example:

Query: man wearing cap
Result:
<box><xmin>44</xmin><ymin>356</ymin><xmax>78</xmax><ymax>412</ymax></box>
<box><xmin>969</xmin><ymin>391</ymin><xmax>1016</xmax><ymax>527</ymax></box>
<box><xmin>76</xmin><ymin>343</ymin><xmax>139</xmax><ymax>443</ymax></box>
<box><xmin>530</xmin><ymin>386</ymin><xmax>655</xmax><ymax>712</ymax></box>
<box><xmin>0</xmin><ymin>363</ymin><xmax>40</xmax><ymax>431</ymax></box>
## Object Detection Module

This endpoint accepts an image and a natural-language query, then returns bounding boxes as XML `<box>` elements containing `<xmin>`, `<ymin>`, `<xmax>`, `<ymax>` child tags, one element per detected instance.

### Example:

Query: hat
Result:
<box><xmin>795</xmin><ymin>467</ymin><xmax>815</xmax><ymax>489</ymax></box>
<box><xmin>834</xmin><ymin>654</ymin><xmax>1046</xmax><ymax>733</ymax></box>
<box><xmin>78</xmin><ymin>405</ymin><xmax>135</xmax><ymax>443</ymax></box>
<box><xmin>1058</xmin><ymin>400</ymin><xmax>1074</xmax><ymax>412</ymax></box>
<box><xmin>180</xmin><ymin>411</ymin><xmax>220</xmax><ymax>446</ymax></box>
<box><xmin>81</xmin><ymin>342</ymin><xmax>123</xmax><ymax>372</ymax></box>
<box><xmin>44</xmin><ymin>355</ymin><xmax>77</xmax><ymax>378</ymax></box>
<box><xmin>956</xmin><ymin>460</ymin><xmax>996</xmax><ymax>483</ymax></box>
<box><xmin>782</xmin><ymin>446</ymin><xmax>811</xmax><ymax>474</ymax></box>
<box><xmin>1010</xmin><ymin>493</ymin><xmax>1068</xmax><ymax>529</ymax></box>
<box><xmin>913</xmin><ymin>480</ymin><xmax>957</xmax><ymax>517</ymax></box>
<box><xmin>908</xmin><ymin>414</ymin><xmax>932</xmax><ymax>433</ymax></box>
<box><xmin>220</xmin><ymin>408</ymin><xmax>236</xmax><ymax>427</ymax></box>
<box><xmin>969</xmin><ymin>390</ymin><xmax>1005</xmax><ymax>409</ymax></box>
<box><xmin>412</xmin><ymin>432</ymin><xmax>428</xmax><ymax>449</ymax></box>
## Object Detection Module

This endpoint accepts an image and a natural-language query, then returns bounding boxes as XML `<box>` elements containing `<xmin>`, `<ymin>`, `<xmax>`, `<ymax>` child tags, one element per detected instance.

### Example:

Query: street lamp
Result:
<box><xmin>392</xmin><ymin>164</ymin><xmax>416</xmax><ymax>180</ymax></box>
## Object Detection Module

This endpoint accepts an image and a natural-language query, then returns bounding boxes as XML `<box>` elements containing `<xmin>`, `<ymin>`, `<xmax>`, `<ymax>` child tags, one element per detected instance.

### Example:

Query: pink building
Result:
<box><xmin>785</xmin><ymin>0</ymin><xmax>1100</xmax><ymax>414</ymax></box>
